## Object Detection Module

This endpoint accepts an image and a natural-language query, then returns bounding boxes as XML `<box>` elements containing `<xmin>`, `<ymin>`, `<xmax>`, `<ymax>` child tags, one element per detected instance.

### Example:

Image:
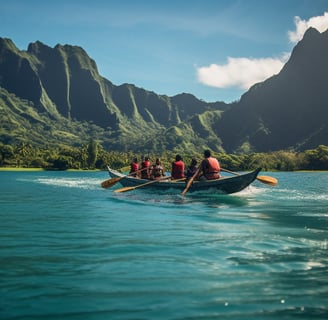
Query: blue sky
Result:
<box><xmin>1</xmin><ymin>0</ymin><xmax>328</xmax><ymax>103</ymax></box>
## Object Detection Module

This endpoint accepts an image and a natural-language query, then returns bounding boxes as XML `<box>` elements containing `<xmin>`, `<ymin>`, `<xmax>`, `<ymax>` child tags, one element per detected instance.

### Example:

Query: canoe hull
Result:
<box><xmin>107</xmin><ymin>167</ymin><xmax>262</xmax><ymax>194</ymax></box>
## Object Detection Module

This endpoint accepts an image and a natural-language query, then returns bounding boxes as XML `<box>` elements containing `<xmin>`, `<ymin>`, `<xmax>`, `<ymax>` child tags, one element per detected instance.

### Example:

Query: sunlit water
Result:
<box><xmin>0</xmin><ymin>171</ymin><xmax>327</xmax><ymax>319</ymax></box>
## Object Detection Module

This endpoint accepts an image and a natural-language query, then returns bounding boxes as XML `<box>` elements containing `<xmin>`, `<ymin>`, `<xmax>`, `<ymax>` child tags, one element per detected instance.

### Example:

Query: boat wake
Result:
<box><xmin>110</xmin><ymin>185</ymin><xmax>267</xmax><ymax>209</ymax></box>
<box><xmin>273</xmin><ymin>187</ymin><xmax>327</xmax><ymax>201</ymax></box>
<box><xmin>35</xmin><ymin>177</ymin><xmax>101</xmax><ymax>190</ymax></box>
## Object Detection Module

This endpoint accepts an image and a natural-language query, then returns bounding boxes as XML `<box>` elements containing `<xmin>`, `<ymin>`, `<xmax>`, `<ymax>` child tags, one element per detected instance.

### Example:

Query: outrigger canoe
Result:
<box><xmin>106</xmin><ymin>166</ymin><xmax>262</xmax><ymax>194</ymax></box>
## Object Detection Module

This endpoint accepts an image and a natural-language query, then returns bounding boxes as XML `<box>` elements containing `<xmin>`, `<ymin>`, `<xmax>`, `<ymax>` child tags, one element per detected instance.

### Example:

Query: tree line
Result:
<box><xmin>1</xmin><ymin>141</ymin><xmax>328</xmax><ymax>171</ymax></box>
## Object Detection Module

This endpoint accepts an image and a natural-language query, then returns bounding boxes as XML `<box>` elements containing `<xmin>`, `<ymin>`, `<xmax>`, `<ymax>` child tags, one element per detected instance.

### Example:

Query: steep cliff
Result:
<box><xmin>217</xmin><ymin>28</ymin><xmax>328</xmax><ymax>152</ymax></box>
<box><xmin>1</xmin><ymin>27</ymin><xmax>328</xmax><ymax>153</ymax></box>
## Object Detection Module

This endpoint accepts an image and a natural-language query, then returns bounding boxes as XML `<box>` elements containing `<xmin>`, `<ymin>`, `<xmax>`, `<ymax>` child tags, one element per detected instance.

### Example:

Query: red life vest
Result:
<box><xmin>141</xmin><ymin>160</ymin><xmax>151</xmax><ymax>179</ymax></box>
<box><xmin>130</xmin><ymin>162</ymin><xmax>139</xmax><ymax>177</ymax></box>
<box><xmin>171</xmin><ymin>160</ymin><xmax>185</xmax><ymax>179</ymax></box>
<box><xmin>204</xmin><ymin>157</ymin><xmax>220</xmax><ymax>180</ymax></box>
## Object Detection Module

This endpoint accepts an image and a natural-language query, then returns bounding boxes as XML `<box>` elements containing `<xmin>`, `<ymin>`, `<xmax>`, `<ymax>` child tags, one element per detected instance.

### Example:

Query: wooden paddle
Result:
<box><xmin>114</xmin><ymin>176</ymin><xmax>172</xmax><ymax>193</ymax></box>
<box><xmin>181</xmin><ymin>167</ymin><xmax>200</xmax><ymax>196</ymax></box>
<box><xmin>221</xmin><ymin>168</ymin><xmax>278</xmax><ymax>186</ymax></box>
<box><xmin>101</xmin><ymin>167</ymin><xmax>147</xmax><ymax>189</ymax></box>
<box><xmin>171</xmin><ymin>177</ymin><xmax>186</xmax><ymax>182</ymax></box>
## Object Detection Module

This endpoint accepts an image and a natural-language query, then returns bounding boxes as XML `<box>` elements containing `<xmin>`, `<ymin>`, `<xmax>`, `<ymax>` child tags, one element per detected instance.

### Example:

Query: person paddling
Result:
<box><xmin>171</xmin><ymin>154</ymin><xmax>185</xmax><ymax>180</ymax></box>
<box><xmin>129</xmin><ymin>157</ymin><xmax>140</xmax><ymax>177</ymax></box>
<box><xmin>185</xmin><ymin>158</ymin><xmax>198</xmax><ymax>180</ymax></box>
<box><xmin>150</xmin><ymin>158</ymin><xmax>166</xmax><ymax>180</ymax></box>
<box><xmin>140</xmin><ymin>156</ymin><xmax>151</xmax><ymax>179</ymax></box>
<box><xmin>198</xmin><ymin>150</ymin><xmax>220</xmax><ymax>180</ymax></box>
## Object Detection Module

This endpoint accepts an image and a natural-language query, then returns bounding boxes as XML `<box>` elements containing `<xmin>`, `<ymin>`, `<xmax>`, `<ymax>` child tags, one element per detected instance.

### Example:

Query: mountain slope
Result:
<box><xmin>216</xmin><ymin>27</ymin><xmax>328</xmax><ymax>152</ymax></box>
<box><xmin>1</xmin><ymin>28</ymin><xmax>328</xmax><ymax>153</ymax></box>
<box><xmin>0</xmin><ymin>37</ymin><xmax>227</xmax><ymax>152</ymax></box>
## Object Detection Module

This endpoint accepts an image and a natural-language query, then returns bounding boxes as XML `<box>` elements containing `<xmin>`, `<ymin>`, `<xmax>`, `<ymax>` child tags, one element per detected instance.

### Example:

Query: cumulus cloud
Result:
<box><xmin>197</xmin><ymin>56</ymin><xmax>287</xmax><ymax>90</ymax></box>
<box><xmin>197</xmin><ymin>12</ymin><xmax>328</xmax><ymax>90</ymax></box>
<box><xmin>288</xmin><ymin>12</ymin><xmax>328</xmax><ymax>43</ymax></box>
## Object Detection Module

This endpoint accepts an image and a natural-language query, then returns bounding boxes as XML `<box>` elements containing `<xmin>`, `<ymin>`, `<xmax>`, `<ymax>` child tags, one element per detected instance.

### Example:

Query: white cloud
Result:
<box><xmin>288</xmin><ymin>12</ymin><xmax>328</xmax><ymax>43</ymax></box>
<box><xmin>197</xmin><ymin>12</ymin><xmax>328</xmax><ymax>91</ymax></box>
<box><xmin>197</xmin><ymin>12</ymin><xmax>328</xmax><ymax>90</ymax></box>
<box><xmin>197</xmin><ymin>56</ymin><xmax>287</xmax><ymax>90</ymax></box>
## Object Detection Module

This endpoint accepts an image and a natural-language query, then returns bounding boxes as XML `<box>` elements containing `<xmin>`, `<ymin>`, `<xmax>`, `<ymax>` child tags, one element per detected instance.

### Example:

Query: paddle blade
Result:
<box><xmin>257</xmin><ymin>175</ymin><xmax>278</xmax><ymax>186</ymax></box>
<box><xmin>101</xmin><ymin>177</ymin><xmax>122</xmax><ymax>188</ymax></box>
<box><xmin>114</xmin><ymin>186</ymin><xmax>136</xmax><ymax>193</ymax></box>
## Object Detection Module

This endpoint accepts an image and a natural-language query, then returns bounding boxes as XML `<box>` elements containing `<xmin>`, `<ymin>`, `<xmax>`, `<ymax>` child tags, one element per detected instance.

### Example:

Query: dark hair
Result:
<box><xmin>191</xmin><ymin>158</ymin><xmax>197</xmax><ymax>166</ymax></box>
<box><xmin>175</xmin><ymin>154</ymin><xmax>182</xmax><ymax>161</ymax></box>
<box><xmin>204</xmin><ymin>150</ymin><xmax>211</xmax><ymax>158</ymax></box>
<box><xmin>133</xmin><ymin>157</ymin><xmax>138</xmax><ymax>162</ymax></box>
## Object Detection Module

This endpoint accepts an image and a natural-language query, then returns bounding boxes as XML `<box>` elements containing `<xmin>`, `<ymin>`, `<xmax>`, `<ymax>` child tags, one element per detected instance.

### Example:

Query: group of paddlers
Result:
<box><xmin>129</xmin><ymin>150</ymin><xmax>221</xmax><ymax>181</ymax></box>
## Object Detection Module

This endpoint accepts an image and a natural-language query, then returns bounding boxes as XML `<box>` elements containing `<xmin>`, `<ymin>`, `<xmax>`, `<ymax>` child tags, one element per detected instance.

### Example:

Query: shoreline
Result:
<box><xmin>0</xmin><ymin>167</ymin><xmax>102</xmax><ymax>172</ymax></box>
<box><xmin>1</xmin><ymin>167</ymin><xmax>327</xmax><ymax>173</ymax></box>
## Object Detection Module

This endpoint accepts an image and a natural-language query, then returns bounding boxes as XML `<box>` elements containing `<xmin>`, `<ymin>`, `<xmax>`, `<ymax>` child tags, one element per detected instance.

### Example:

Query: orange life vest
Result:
<box><xmin>204</xmin><ymin>157</ymin><xmax>220</xmax><ymax>180</ymax></box>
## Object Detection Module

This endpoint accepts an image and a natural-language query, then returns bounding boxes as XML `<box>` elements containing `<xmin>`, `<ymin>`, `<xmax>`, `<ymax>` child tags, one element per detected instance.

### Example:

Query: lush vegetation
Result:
<box><xmin>2</xmin><ymin>36</ymin><xmax>327</xmax><ymax>158</ymax></box>
<box><xmin>1</xmin><ymin>141</ymin><xmax>328</xmax><ymax>172</ymax></box>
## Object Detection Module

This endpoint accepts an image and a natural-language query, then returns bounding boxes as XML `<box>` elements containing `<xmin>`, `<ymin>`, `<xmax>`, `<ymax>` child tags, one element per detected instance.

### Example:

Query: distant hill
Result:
<box><xmin>0</xmin><ymin>27</ymin><xmax>327</xmax><ymax>153</ymax></box>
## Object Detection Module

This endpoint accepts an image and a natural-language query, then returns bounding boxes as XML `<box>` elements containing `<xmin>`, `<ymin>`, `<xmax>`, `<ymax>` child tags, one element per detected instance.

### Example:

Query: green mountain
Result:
<box><xmin>1</xmin><ymin>27</ymin><xmax>328</xmax><ymax>153</ymax></box>
<box><xmin>0</xmin><ymin>37</ymin><xmax>227</xmax><ymax>153</ymax></box>
<box><xmin>216</xmin><ymin>27</ymin><xmax>328</xmax><ymax>152</ymax></box>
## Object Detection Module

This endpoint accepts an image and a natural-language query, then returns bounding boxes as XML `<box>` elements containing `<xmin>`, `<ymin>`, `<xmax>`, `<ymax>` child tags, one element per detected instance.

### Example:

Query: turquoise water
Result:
<box><xmin>0</xmin><ymin>170</ymin><xmax>327</xmax><ymax>319</ymax></box>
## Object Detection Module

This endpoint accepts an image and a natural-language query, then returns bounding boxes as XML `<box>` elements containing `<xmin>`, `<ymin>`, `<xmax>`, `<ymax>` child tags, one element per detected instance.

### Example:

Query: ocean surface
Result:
<box><xmin>0</xmin><ymin>170</ymin><xmax>327</xmax><ymax>320</ymax></box>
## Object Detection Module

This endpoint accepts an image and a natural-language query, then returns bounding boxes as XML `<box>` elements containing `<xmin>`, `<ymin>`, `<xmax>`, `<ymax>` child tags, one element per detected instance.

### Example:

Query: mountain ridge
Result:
<box><xmin>0</xmin><ymin>28</ymin><xmax>327</xmax><ymax>153</ymax></box>
<box><xmin>216</xmin><ymin>27</ymin><xmax>328</xmax><ymax>152</ymax></box>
